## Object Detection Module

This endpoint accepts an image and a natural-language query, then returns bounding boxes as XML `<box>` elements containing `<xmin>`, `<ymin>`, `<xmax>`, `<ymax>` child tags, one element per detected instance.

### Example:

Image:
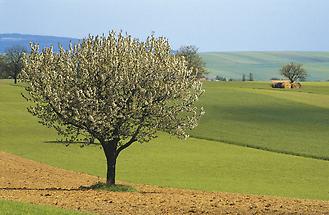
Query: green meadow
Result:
<box><xmin>201</xmin><ymin>51</ymin><xmax>329</xmax><ymax>81</ymax></box>
<box><xmin>0</xmin><ymin>199</ymin><xmax>91</xmax><ymax>215</ymax></box>
<box><xmin>192</xmin><ymin>81</ymin><xmax>329</xmax><ymax>160</ymax></box>
<box><xmin>0</xmin><ymin>80</ymin><xmax>329</xmax><ymax>200</ymax></box>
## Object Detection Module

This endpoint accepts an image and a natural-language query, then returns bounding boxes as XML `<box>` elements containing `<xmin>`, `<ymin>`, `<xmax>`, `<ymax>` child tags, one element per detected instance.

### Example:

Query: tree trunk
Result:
<box><xmin>101</xmin><ymin>141</ymin><xmax>117</xmax><ymax>185</ymax></box>
<box><xmin>14</xmin><ymin>76</ymin><xmax>17</xmax><ymax>84</ymax></box>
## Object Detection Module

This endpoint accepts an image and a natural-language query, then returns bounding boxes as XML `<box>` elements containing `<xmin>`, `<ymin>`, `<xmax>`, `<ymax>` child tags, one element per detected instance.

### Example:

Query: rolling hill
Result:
<box><xmin>201</xmin><ymin>52</ymin><xmax>329</xmax><ymax>81</ymax></box>
<box><xmin>191</xmin><ymin>81</ymin><xmax>329</xmax><ymax>160</ymax></box>
<box><xmin>0</xmin><ymin>80</ymin><xmax>328</xmax><ymax>200</ymax></box>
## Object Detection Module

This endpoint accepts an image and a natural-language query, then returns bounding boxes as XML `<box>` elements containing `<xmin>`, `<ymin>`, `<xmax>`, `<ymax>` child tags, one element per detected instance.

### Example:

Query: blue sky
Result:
<box><xmin>0</xmin><ymin>0</ymin><xmax>329</xmax><ymax>51</ymax></box>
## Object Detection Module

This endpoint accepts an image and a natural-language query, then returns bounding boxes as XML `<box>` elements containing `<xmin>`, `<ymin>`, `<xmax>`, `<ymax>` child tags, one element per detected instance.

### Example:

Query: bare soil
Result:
<box><xmin>0</xmin><ymin>151</ymin><xmax>328</xmax><ymax>215</ymax></box>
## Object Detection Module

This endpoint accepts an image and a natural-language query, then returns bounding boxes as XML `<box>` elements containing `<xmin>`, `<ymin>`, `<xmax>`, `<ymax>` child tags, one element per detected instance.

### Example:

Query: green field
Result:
<box><xmin>192</xmin><ymin>81</ymin><xmax>329</xmax><ymax>160</ymax></box>
<box><xmin>201</xmin><ymin>52</ymin><xmax>329</xmax><ymax>81</ymax></box>
<box><xmin>0</xmin><ymin>199</ymin><xmax>90</xmax><ymax>215</ymax></box>
<box><xmin>0</xmin><ymin>80</ymin><xmax>329</xmax><ymax>200</ymax></box>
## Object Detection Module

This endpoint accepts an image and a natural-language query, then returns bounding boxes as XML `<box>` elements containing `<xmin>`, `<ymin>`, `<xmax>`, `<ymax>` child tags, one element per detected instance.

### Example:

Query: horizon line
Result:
<box><xmin>1</xmin><ymin>32</ymin><xmax>329</xmax><ymax>53</ymax></box>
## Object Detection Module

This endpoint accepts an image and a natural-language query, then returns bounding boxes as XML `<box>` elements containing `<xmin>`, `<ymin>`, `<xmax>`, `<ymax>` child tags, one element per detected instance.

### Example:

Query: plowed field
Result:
<box><xmin>0</xmin><ymin>152</ymin><xmax>328</xmax><ymax>215</ymax></box>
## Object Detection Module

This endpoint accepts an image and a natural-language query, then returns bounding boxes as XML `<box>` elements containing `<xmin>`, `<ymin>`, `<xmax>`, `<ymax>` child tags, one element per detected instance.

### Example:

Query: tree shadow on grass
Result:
<box><xmin>43</xmin><ymin>140</ymin><xmax>101</xmax><ymax>146</ymax></box>
<box><xmin>80</xmin><ymin>182</ymin><xmax>136</xmax><ymax>192</ymax></box>
<box><xmin>0</xmin><ymin>183</ymin><xmax>136</xmax><ymax>192</ymax></box>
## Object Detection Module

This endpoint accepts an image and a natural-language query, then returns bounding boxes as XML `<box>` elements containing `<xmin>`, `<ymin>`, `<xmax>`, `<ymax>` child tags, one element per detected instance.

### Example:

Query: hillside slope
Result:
<box><xmin>201</xmin><ymin>52</ymin><xmax>329</xmax><ymax>81</ymax></box>
<box><xmin>191</xmin><ymin>81</ymin><xmax>329</xmax><ymax>160</ymax></box>
<box><xmin>0</xmin><ymin>80</ymin><xmax>329</xmax><ymax>200</ymax></box>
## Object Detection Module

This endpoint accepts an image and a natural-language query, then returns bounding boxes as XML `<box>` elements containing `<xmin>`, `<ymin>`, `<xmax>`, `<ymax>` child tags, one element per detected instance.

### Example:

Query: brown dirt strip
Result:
<box><xmin>0</xmin><ymin>151</ymin><xmax>328</xmax><ymax>215</ymax></box>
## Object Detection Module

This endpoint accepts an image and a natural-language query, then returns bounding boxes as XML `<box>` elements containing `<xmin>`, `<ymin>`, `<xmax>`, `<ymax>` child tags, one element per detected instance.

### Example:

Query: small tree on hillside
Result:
<box><xmin>249</xmin><ymin>73</ymin><xmax>254</xmax><ymax>81</ymax></box>
<box><xmin>176</xmin><ymin>45</ymin><xmax>206</xmax><ymax>79</ymax></box>
<box><xmin>0</xmin><ymin>55</ymin><xmax>8</xmax><ymax>78</ymax></box>
<box><xmin>215</xmin><ymin>75</ymin><xmax>226</xmax><ymax>81</ymax></box>
<box><xmin>280</xmin><ymin>62</ymin><xmax>307</xmax><ymax>83</ymax></box>
<box><xmin>20</xmin><ymin>32</ymin><xmax>204</xmax><ymax>185</ymax></box>
<box><xmin>5</xmin><ymin>45</ymin><xmax>26</xmax><ymax>84</ymax></box>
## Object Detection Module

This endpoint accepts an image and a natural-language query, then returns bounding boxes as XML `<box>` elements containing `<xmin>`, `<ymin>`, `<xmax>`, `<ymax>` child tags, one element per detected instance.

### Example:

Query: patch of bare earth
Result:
<box><xmin>0</xmin><ymin>152</ymin><xmax>328</xmax><ymax>215</ymax></box>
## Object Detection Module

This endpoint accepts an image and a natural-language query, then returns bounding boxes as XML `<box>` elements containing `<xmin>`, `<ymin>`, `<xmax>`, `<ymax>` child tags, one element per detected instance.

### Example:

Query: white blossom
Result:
<box><xmin>20</xmin><ymin>31</ymin><xmax>205</xmax><ymax>149</ymax></box>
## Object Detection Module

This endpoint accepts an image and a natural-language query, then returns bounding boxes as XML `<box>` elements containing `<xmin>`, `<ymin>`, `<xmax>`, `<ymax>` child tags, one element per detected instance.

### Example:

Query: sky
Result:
<box><xmin>1</xmin><ymin>0</ymin><xmax>329</xmax><ymax>52</ymax></box>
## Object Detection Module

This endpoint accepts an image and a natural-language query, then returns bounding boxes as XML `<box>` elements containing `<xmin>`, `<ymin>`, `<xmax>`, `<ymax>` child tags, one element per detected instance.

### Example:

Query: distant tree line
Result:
<box><xmin>214</xmin><ymin>73</ymin><xmax>254</xmax><ymax>82</ymax></box>
<box><xmin>215</xmin><ymin>75</ymin><xmax>227</xmax><ymax>81</ymax></box>
<box><xmin>241</xmin><ymin>73</ymin><xmax>254</xmax><ymax>81</ymax></box>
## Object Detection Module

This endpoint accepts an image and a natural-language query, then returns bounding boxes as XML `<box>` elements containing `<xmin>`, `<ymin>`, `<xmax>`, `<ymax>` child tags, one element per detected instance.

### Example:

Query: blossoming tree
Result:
<box><xmin>20</xmin><ymin>32</ymin><xmax>204</xmax><ymax>185</ymax></box>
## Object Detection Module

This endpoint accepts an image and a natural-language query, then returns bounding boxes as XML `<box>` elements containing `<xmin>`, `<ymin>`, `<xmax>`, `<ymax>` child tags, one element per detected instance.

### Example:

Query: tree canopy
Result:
<box><xmin>5</xmin><ymin>45</ymin><xmax>26</xmax><ymax>84</ymax></box>
<box><xmin>280</xmin><ymin>62</ymin><xmax>307</xmax><ymax>83</ymax></box>
<box><xmin>176</xmin><ymin>45</ymin><xmax>206</xmax><ymax>79</ymax></box>
<box><xmin>0</xmin><ymin>55</ymin><xmax>8</xmax><ymax>79</ymax></box>
<box><xmin>20</xmin><ymin>32</ymin><xmax>204</xmax><ymax>185</ymax></box>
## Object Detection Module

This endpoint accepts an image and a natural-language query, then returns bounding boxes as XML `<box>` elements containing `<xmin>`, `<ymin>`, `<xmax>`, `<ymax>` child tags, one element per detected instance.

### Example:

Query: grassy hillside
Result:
<box><xmin>192</xmin><ymin>81</ymin><xmax>329</xmax><ymax>160</ymax></box>
<box><xmin>201</xmin><ymin>52</ymin><xmax>329</xmax><ymax>81</ymax></box>
<box><xmin>0</xmin><ymin>80</ymin><xmax>329</xmax><ymax>200</ymax></box>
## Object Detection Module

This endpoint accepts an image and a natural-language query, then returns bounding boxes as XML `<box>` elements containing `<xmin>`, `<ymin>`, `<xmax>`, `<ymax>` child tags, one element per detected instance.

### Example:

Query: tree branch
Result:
<box><xmin>116</xmin><ymin>123</ymin><xmax>142</xmax><ymax>157</ymax></box>
<box><xmin>48</xmin><ymin>102</ymin><xmax>100</xmax><ymax>140</ymax></box>
<box><xmin>116</xmin><ymin>111</ymin><xmax>148</xmax><ymax>157</ymax></box>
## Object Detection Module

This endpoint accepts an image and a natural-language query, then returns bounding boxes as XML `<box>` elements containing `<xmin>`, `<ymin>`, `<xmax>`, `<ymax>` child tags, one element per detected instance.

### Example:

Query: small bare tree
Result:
<box><xmin>280</xmin><ymin>62</ymin><xmax>307</xmax><ymax>83</ymax></box>
<box><xmin>20</xmin><ymin>32</ymin><xmax>204</xmax><ymax>185</ymax></box>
